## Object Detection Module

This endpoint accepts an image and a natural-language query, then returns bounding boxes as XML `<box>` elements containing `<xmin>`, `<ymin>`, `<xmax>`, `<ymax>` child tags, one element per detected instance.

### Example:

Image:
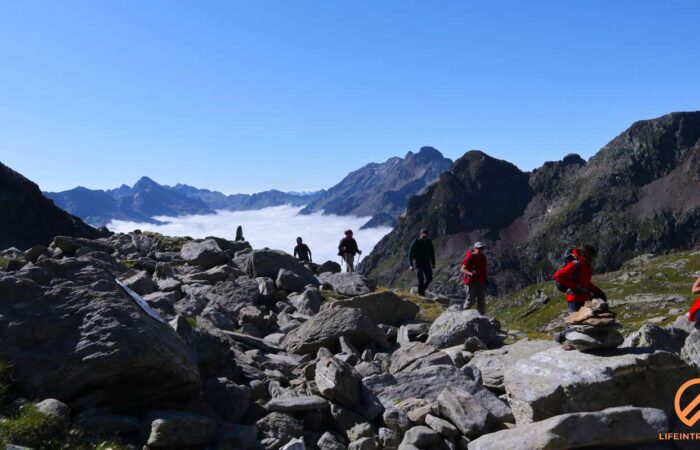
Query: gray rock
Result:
<box><xmin>330</xmin><ymin>402</ymin><xmax>377</xmax><ymax>442</ymax></box>
<box><xmin>427</xmin><ymin>310</ymin><xmax>497</xmax><ymax>349</ymax></box>
<box><xmin>257</xmin><ymin>412</ymin><xmax>304</xmax><ymax>447</ymax></box>
<box><xmin>201</xmin><ymin>278</ymin><xmax>261</xmax><ymax>330</ymax></box>
<box><xmin>438</xmin><ymin>388</ymin><xmax>490</xmax><ymax>438</ymax></box>
<box><xmin>143</xmin><ymin>410</ymin><xmax>217</xmax><ymax>448</ymax></box>
<box><xmin>316</xmin><ymin>357</ymin><xmax>363</xmax><ymax>409</ymax></box>
<box><xmin>389</xmin><ymin>341</ymin><xmax>438</xmax><ymax>373</ymax></box>
<box><xmin>400</xmin><ymin>351</ymin><xmax>453</xmax><ymax>372</ymax></box>
<box><xmin>203</xmin><ymin>377</ymin><xmax>250</xmax><ymax>422</ymax></box>
<box><xmin>235</xmin><ymin>248</ymin><xmax>319</xmax><ymax>287</ymax></box>
<box><xmin>25</xmin><ymin>244</ymin><xmax>49</xmax><ymax>263</ymax></box>
<box><xmin>467</xmin><ymin>406</ymin><xmax>669</xmax><ymax>450</ymax></box>
<box><xmin>383</xmin><ymin>407</ymin><xmax>412</xmax><ymax>434</ymax></box>
<box><xmin>181</xmin><ymin>239</ymin><xmax>227</xmax><ymax>269</ymax></box>
<box><xmin>317</xmin><ymin>431</ymin><xmax>348</xmax><ymax>450</ymax></box>
<box><xmin>52</xmin><ymin>236</ymin><xmax>114</xmax><ymax>256</ymax></box>
<box><xmin>276</xmin><ymin>268</ymin><xmax>308</xmax><ymax>292</ymax></box>
<box><xmin>0</xmin><ymin>263</ymin><xmax>201</xmax><ymax>408</ymax></box>
<box><xmin>348</xmin><ymin>437</ymin><xmax>377</xmax><ymax>450</ymax></box>
<box><xmin>504</xmin><ymin>347</ymin><xmax>695</xmax><ymax>424</ymax></box>
<box><xmin>76</xmin><ymin>411</ymin><xmax>140</xmax><ymax>435</ymax></box>
<box><xmin>564</xmin><ymin>328</ymin><xmax>624</xmax><ymax>352</ymax></box>
<box><xmin>280</xmin><ymin>438</ymin><xmax>307</xmax><ymax>450</ymax></box>
<box><xmin>318</xmin><ymin>260</ymin><xmax>342</xmax><ymax>274</ymax></box>
<box><xmin>282</xmin><ymin>307</ymin><xmax>388</xmax><ymax>355</ymax></box>
<box><xmin>35</xmin><ymin>398</ymin><xmax>71</xmax><ymax>431</ymax></box>
<box><xmin>363</xmin><ymin>365</ymin><xmax>479</xmax><ymax>408</ymax></box>
<box><xmin>681</xmin><ymin>329</ymin><xmax>700</xmax><ymax>374</ymax></box>
<box><xmin>467</xmin><ymin>339</ymin><xmax>557</xmax><ymax>393</ymax></box>
<box><xmin>156</xmin><ymin>277</ymin><xmax>182</xmax><ymax>292</ymax></box>
<box><xmin>425</xmin><ymin>414</ymin><xmax>459</xmax><ymax>438</ymax></box>
<box><xmin>121</xmin><ymin>270</ymin><xmax>156</xmax><ymax>295</ymax></box>
<box><xmin>289</xmin><ymin>286</ymin><xmax>324</xmax><ymax>315</ymax></box>
<box><xmin>623</xmin><ymin>324</ymin><xmax>689</xmax><ymax>354</ymax></box>
<box><xmin>319</xmin><ymin>272</ymin><xmax>376</xmax><ymax>296</ymax></box>
<box><xmin>400</xmin><ymin>425</ymin><xmax>441</xmax><ymax>447</ymax></box>
<box><xmin>322</xmin><ymin>291</ymin><xmax>419</xmax><ymax>326</ymax></box>
<box><xmin>183</xmin><ymin>264</ymin><xmax>241</xmax><ymax>284</ymax></box>
<box><xmin>265</xmin><ymin>395</ymin><xmax>330</xmax><ymax>412</ymax></box>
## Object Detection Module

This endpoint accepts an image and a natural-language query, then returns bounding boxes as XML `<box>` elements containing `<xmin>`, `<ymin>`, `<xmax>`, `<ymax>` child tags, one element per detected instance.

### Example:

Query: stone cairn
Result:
<box><xmin>563</xmin><ymin>299</ymin><xmax>624</xmax><ymax>352</ymax></box>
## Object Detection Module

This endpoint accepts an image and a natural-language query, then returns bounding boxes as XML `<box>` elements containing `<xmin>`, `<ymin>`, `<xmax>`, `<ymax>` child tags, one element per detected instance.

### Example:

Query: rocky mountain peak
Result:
<box><xmin>133</xmin><ymin>176</ymin><xmax>162</xmax><ymax>191</ymax></box>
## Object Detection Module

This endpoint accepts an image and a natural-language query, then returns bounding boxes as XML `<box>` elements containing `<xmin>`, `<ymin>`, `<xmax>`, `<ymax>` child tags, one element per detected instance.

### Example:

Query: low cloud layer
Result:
<box><xmin>107</xmin><ymin>205</ymin><xmax>393</xmax><ymax>265</ymax></box>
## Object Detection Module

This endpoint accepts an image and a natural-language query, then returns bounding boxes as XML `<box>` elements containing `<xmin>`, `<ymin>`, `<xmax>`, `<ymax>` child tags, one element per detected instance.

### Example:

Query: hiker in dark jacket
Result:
<box><xmin>553</xmin><ymin>244</ymin><xmax>606</xmax><ymax>313</ymax></box>
<box><xmin>338</xmin><ymin>230</ymin><xmax>361</xmax><ymax>272</ymax></box>
<box><xmin>293</xmin><ymin>237</ymin><xmax>312</xmax><ymax>263</ymax></box>
<box><xmin>408</xmin><ymin>228</ymin><xmax>436</xmax><ymax>296</ymax></box>
<box><xmin>461</xmin><ymin>242</ymin><xmax>488</xmax><ymax>314</ymax></box>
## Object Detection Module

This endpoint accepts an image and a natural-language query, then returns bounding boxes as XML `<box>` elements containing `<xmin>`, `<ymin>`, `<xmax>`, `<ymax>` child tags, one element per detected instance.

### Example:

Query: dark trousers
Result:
<box><xmin>557</xmin><ymin>301</ymin><xmax>583</xmax><ymax>343</ymax></box>
<box><xmin>415</xmin><ymin>263</ymin><xmax>433</xmax><ymax>295</ymax></box>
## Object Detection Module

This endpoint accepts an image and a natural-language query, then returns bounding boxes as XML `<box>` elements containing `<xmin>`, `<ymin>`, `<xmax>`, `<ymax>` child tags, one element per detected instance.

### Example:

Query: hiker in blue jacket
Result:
<box><xmin>408</xmin><ymin>228</ymin><xmax>436</xmax><ymax>296</ymax></box>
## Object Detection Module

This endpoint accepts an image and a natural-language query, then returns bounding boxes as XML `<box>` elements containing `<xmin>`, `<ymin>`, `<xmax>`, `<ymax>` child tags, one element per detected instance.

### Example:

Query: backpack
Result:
<box><xmin>555</xmin><ymin>249</ymin><xmax>581</xmax><ymax>293</ymax></box>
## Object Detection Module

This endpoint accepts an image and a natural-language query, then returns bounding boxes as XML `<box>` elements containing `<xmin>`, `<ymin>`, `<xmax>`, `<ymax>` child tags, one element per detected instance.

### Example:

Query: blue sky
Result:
<box><xmin>1</xmin><ymin>1</ymin><xmax>699</xmax><ymax>193</ymax></box>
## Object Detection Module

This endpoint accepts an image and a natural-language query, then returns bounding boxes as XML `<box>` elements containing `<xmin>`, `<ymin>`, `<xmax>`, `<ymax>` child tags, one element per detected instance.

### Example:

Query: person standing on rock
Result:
<box><xmin>688</xmin><ymin>275</ymin><xmax>700</xmax><ymax>329</ymax></box>
<box><xmin>235</xmin><ymin>225</ymin><xmax>244</xmax><ymax>242</ymax></box>
<box><xmin>408</xmin><ymin>228</ymin><xmax>436</xmax><ymax>296</ymax></box>
<box><xmin>461</xmin><ymin>242</ymin><xmax>487</xmax><ymax>314</ymax></box>
<box><xmin>553</xmin><ymin>244</ymin><xmax>607</xmax><ymax>314</ymax></box>
<box><xmin>338</xmin><ymin>230</ymin><xmax>361</xmax><ymax>272</ymax></box>
<box><xmin>293</xmin><ymin>237</ymin><xmax>312</xmax><ymax>263</ymax></box>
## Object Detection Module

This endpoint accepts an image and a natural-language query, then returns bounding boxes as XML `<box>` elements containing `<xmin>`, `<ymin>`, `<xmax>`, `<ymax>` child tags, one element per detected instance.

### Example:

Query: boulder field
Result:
<box><xmin>1</xmin><ymin>231</ymin><xmax>699</xmax><ymax>449</ymax></box>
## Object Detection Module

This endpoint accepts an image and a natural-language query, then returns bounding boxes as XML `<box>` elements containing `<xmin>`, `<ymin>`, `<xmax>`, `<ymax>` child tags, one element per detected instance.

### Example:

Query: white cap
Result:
<box><xmin>474</xmin><ymin>242</ymin><xmax>485</xmax><ymax>248</ymax></box>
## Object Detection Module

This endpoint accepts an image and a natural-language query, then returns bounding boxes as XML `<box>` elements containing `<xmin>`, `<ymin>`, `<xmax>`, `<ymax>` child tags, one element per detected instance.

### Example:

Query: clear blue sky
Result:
<box><xmin>1</xmin><ymin>1</ymin><xmax>699</xmax><ymax>193</ymax></box>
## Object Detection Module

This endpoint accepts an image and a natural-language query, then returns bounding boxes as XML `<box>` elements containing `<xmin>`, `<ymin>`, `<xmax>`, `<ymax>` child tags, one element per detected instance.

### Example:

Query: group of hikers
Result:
<box><xmin>287</xmin><ymin>227</ymin><xmax>700</xmax><ymax>331</ymax></box>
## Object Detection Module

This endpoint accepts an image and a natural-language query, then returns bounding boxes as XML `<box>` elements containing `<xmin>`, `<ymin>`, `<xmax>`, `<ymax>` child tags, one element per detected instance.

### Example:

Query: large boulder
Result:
<box><xmin>288</xmin><ymin>287</ymin><xmax>324</xmax><ymax>315</ymax></box>
<box><xmin>200</xmin><ymin>278</ymin><xmax>261</xmax><ymax>330</ymax></box>
<box><xmin>0</xmin><ymin>257</ymin><xmax>201</xmax><ymax>408</ymax></box>
<box><xmin>427</xmin><ymin>310</ymin><xmax>497</xmax><ymax>349</ymax></box>
<box><xmin>319</xmin><ymin>272</ymin><xmax>376</xmax><ymax>296</ymax></box>
<box><xmin>437</xmin><ymin>388</ymin><xmax>490</xmax><ymax>438</ymax></box>
<box><xmin>315</xmin><ymin>357</ymin><xmax>364</xmax><ymax>410</ymax></box>
<box><xmin>681</xmin><ymin>329</ymin><xmax>700</xmax><ymax>374</ymax></box>
<box><xmin>318</xmin><ymin>260</ymin><xmax>342</xmax><ymax>274</ymax></box>
<box><xmin>467</xmin><ymin>339</ymin><xmax>557</xmax><ymax>393</ymax></box>
<box><xmin>181</xmin><ymin>239</ymin><xmax>227</xmax><ymax>269</ymax></box>
<box><xmin>468</xmin><ymin>406</ymin><xmax>668</xmax><ymax>450</ymax></box>
<box><xmin>234</xmin><ymin>248</ymin><xmax>319</xmax><ymax>287</ymax></box>
<box><xmin>322</xmin><ymin>291</ymin><xmax>419</xmax><ymax>326</ymax></box>
<box><xmin>52</xmin><ymin>236</ymin><xmax>114</xmax><ymax>256</ymax></box>
<box><xmin>276</xmin><ymin>268</ymin><xmax>308</xmax><ymax>293</ymax></box>
<box><xmin>281</xmin><ymin>307</ymin><xmax>388</xmax><ymax>355</ymax></box>
<box><xmin>143</xmin><ymin>411</ymin><xmax>218</xmax><ymax>448</ymax></box>
<box><xmin>504</xmin><ymin>347</ymin><xmax>694</xmax><ymax>424</ymax></box>
<box><xmin>622</xmin><ymin>323</ymin><xmax>689</xmax><ymax>354</ymax></box>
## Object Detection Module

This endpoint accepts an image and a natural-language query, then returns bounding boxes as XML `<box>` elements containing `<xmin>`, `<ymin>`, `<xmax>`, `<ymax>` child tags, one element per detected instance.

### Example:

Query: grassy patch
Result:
<box><xmin>119</xmin><ymin>259</ymin><xmax>135</xmax><ymax>270</ymax></box>
<box><xmin>388</xmin><ymin>288</ymin><xmax>446</xmax><ymax>322</ymax></box>
<box><xmin>186</xmin><ymin>317</ymin><xmax>198</xmax><ymax>328</ymax></box>
<box><xmin>0</xmin><ymin>256</ymin><xmax>9</xmax><ymax>269</ymax></box>
<box><xmin>489</xmin><ymin>250</ymin><xmax>700</xmax><ymax>336</ymax></box>
<box><xmin>142</xmin><ymin>231</ymin><xmax>192</xmax><ymax>252</ymax></box>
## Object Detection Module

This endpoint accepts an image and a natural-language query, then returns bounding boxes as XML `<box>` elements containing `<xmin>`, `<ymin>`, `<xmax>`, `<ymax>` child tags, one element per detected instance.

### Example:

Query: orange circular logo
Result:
<box><xmin>675</xmin><ymin>378</ymin><xmax>700</xmax><ymax>427</ymax></box>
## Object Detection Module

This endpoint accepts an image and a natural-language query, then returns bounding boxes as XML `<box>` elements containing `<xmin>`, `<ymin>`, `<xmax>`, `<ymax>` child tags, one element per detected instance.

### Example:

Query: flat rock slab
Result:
<box><xmin>504</xmin><ymin>347</ymin><xmax>694</xmax><ymax>424</ymax></box>
<box><xmin>467</xmin><ymin>406</ymin><xmax>668</xmax><ymax>450</ymax></box>
<box><xmin>265</xmin><ymin>395</ymin><xmax>329</xmax><ymax>412</ymax></box>
<box><xmin>467</xmin><ymin>339</ymin><xmax>557</xmax><ymax>393</ymax></box>
<box><xmin>319</xmin><ymin>272</ymin><xmax>376</xmax><ymax>296</ymax></box>
<box><xmin>427</xmin><ymin>310</ymin><xmax>496</xmax><ymax>349</ymax></box>
<box><xmin>323</xmin><ymin>291</ymin><xmax>419</xmax><ymax>326</ymax></box>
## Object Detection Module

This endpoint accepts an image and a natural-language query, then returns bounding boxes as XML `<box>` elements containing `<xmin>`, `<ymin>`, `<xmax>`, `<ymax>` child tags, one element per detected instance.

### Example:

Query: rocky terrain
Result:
<box><xmin>46</xmin><ymin>177</ymin><xmax>323</xmax><ymax>227</ymax></box>
<box><xmin>0</xmin><ymin>161</ymin><xmax>102</xmax><ymax>250</ymax></box>
<box><xmin>361</xmin><ymin>111</ymin><xmax>700</xmax><ymax>296</ymax></box>
<box><xmin>300</xmin><ymin>147</ymin><xmax>453</xmax><ymax>227</ymax></box>
<box><xmin>2</xmin><ymin>231</ymin><xmax>700</xmax><ymax>449</ymax></box>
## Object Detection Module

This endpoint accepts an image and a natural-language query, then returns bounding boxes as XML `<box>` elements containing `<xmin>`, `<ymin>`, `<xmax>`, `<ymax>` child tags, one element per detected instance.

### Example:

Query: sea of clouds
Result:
<box><xmin>107</xmin><ymin>205</ymin><xmax>394</xmax><ymax>264</ymax></box>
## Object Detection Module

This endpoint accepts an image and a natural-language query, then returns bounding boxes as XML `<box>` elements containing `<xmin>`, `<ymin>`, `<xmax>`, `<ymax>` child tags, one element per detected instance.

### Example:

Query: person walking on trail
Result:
<box><xmin>552</xmin><ymin>244</ymin><xmax>607</xmax><ymax>346</ymax></box>
<box><xmin>461</xmin><ymin>242</ymin><xmax>488</xmax><ymax>314</ymax></box>
<box><xmin>293</xmin><ymin>237</ymin><xmax>312</xmax><ymax>263</ymax></box>
<box><xmin>553</xmin><ymin>244</ymin><xmax>607</xmax><ymax>314</ymax></box>
<box><xmin>408</xmin><ymin>228</ymin><xmax>436</xmax><ymax>296</ymax></box>
<box><xmin>338</xmin><ymin>230</ymin><xmax>361</xmax><ymax>272</ymax></box>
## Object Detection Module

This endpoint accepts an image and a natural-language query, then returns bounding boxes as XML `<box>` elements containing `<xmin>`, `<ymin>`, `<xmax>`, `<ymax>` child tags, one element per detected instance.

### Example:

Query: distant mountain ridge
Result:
<box><xmin>0</xmin><ymin>162</ymin><xmax>100</xmax><ymax>250</ymax></box>
<box><xmin>47</xmin><ymin>147</ymin><xmax>453</xmax><ymax>228</ymax></box>
<box><xmin>360</xmin><ymin>111</ymin><xmax>700</xmax><ymax>296</ymax></box>
<box><xmin>301</xmin><ymin>147</ymin><xmax>453</xmax><ymax>223</ymax></box>
<box><xmin>46</xmin><ymin>179</ymin><xmax>324</xmax><ymax>227</ymax></box>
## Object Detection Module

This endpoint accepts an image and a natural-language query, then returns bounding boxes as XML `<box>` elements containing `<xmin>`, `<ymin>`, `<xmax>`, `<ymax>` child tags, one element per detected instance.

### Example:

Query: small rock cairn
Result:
<box><xmin>564</xmin><ymin>299</ymin><xmax>624</xmax><ymax>352</ymax></box>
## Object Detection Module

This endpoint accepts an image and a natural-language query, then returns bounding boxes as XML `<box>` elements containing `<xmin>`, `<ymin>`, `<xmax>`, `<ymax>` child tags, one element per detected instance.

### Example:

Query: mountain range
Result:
<box><xmin>45</xmin><ymin>147</ymin><xmax>452</xmax><ymax>228</ymax></box>
<box><xmin>360</xmin><ymin>111</ymin><xmax>700</xmax><ymax>296</ymax></box>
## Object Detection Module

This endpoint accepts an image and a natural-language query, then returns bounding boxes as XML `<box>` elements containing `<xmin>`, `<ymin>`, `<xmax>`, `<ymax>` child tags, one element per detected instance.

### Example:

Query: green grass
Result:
<box><xmin>0</xmin><ymin>256</ymin><xmax>9</xmax><ymax>269</ymax></box>
<box><xmin>142</xmin><ymin>231</ymin><xmax>193</xmax><ymax>252</ymax></box>
<box><xmin>119</xmin><ymin>259</ymin><xmax>135</xmax><ymax>270</ymax></box>
<box><xmin>382</xmin><ymin>288</ymin><xmax>446</xmax><ymax>322</ymax></box>
<box><xmin>186</xmin><ymin>317</ymin><xmax>198</xmax><ymax>328</ymax></box>
<box><xmin>489</xmin><ymin>250</ymin><xmax>700</xmax><ymax>336</ymax></box>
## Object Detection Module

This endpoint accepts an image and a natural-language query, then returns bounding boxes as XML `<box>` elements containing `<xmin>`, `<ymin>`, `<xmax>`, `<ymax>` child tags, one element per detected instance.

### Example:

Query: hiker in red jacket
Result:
<box><xmin>689</xmin><ymin>275</ymin><xmax>700</xmax><ymax>329</ymax></box>
<box><xmin>461</xmin><ymin>242</ymin><xmax>488</xmax><ymax>314</ymax></box>
<box><xmin>553</xmin><ymin>244</ymin><xmax>607</xmax><ymax>313</ymax></box>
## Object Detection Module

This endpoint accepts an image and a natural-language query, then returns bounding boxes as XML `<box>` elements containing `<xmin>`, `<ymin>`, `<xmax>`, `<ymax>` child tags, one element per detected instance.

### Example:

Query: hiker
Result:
<box><xmin>338</xmin><ymin>230</ymin><xmax>361</xmax><ymax>272</ymax></box>
<box><xmin>689</xmin><ymin>275</ymin><xmax>700</xmax><ymax>329</ymax></box>
<box><xmin>235</xmin><ymin>225</ymin><xmax>244</xmax><ymax>242</ymax></box>
<box><xmin>293</xmin><ymin>237</ymin><xmax>312</xmax><ymax>263</ymax></box>
<box><xmin>553</xmin><ymin>244</ymin><xmax>607</xmax><ymax>314</ymax></box>
<box><xmin>408</xmin><ymin>228</ymin><xmax>436</xmax><ymax>296</ymax></box>
<box><xmin>461</xmin><ymin>242</ymin><xmax>487</xmax><ymax>314</ymax></box>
